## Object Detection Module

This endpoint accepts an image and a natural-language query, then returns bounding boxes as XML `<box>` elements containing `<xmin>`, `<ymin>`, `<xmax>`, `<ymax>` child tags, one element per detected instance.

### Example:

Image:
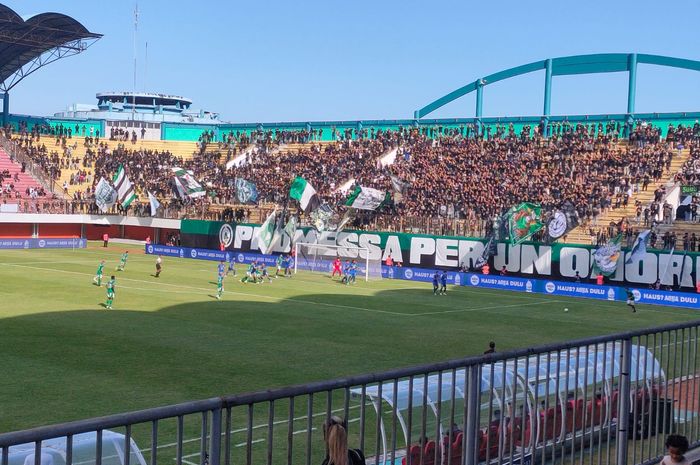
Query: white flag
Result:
<box><xmin>255</xmin><ymin>209</ymin><xmax>278</xmax><ymax>255</ymax></box>
<box><xmin>148</xmin><ymin>191</ymin><xmax>161</xmax><ymax>216</ymax></box>
<box><xmin>94</xmin><ymin>177</ymin><xmax>117</xmax><ymax>213</ymax></box>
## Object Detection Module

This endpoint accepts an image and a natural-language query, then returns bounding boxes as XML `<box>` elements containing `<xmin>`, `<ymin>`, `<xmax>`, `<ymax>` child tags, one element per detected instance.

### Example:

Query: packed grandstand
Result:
<box><xmin>2</xmin><ymin>118</ymin><xmax>699</xmax><ymax>250</ymax></box>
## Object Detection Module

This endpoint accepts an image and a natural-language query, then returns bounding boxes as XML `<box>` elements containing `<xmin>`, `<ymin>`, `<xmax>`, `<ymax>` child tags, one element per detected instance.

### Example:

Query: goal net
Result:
<box><xmin>294</xmin><ymin>242</ymin><xmax>383</xmax><ymax>281</ymax></box>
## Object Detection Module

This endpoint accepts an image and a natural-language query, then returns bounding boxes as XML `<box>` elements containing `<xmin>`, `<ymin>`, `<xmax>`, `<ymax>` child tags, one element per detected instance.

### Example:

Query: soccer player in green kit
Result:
<box><xmin>216</xmin><ymin>261</ymin><xmax>225</xmax><ymax>299</ymax></box>
<box><xmin>116</xmin><ymin>251</ymin><xmax>129</xmax><ymax>271</ymax></box>
<box><xmin>93</xmin><ymin>260</ymin><xmax>106</xmax><ymax>286</ymax></box>
<box><xmin>105</xmin><ymin>275</ymin><xmax>116</xmax><ymax>309</ymax></box>
<box><xmin>241</xmin><ymin>260</ymin><xmax>258</xmax><ymax>284</ymax></box>
<box><xmin>216</xmin><ymin>273</ymin><xmax>224</xmax><ymax>299</ymax></box>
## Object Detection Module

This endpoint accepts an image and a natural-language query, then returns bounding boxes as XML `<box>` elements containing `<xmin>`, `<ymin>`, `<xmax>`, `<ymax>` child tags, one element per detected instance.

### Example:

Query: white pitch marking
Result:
<box><xmin>8</xmin><ymin>262</ymin><xmax>542</xmax><ymax>317</ymax></box>
<box><xmin>143</xmin><ymin>405</ymin><xmax>362</xmax><ymax>453</ymax></box>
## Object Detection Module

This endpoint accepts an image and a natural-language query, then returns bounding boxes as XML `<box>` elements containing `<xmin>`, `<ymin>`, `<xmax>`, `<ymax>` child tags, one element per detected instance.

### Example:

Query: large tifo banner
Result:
<box><xmin>0</xmin><ymin>238</ymin><xmax>87</xmax><ymax>249</ymax></box>
<box><xmin>145</xmin><ymin>244</ymin><xmax>699</xmax><ymax>309</ymax></box>
<box><xmin>180</xmin><ymin>219</ymin><xmax>700</xmax><ymax>290</ymax></box>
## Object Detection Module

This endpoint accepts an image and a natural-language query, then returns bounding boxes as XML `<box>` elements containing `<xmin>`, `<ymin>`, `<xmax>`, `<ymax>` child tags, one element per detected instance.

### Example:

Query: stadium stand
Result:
<box><xmin>5</xmin><ymin>120</ymin><xmax>696</xmax><ymax>241</ymax></box>
<box><xmin>0</xmin><ymin>146</ymin><xmax>44</xmax><ymax>205</ymax></box>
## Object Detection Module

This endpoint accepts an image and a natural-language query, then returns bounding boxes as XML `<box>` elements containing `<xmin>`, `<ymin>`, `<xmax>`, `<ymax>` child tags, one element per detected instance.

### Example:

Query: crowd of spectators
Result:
<box><xmin>4</xmin><ymin>120</ymin><xmax>700</xmax><ymax>241</ymax></box>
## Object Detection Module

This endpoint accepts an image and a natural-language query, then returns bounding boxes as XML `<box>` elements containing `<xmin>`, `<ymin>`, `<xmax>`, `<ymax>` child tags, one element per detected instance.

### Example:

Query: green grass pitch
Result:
<box><xmin>1</xmin><ymin>243</ymin><xmax>698</xmax><ymax>435</ymax></box>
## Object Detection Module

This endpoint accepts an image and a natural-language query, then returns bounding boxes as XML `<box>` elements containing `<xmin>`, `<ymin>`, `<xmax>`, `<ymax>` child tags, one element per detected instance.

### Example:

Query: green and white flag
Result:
<box><xmin>289</xmin><ymin>177</ymin><xmax>320</xmax><ymax>213</ymax></box>
<box><xmin>345</xmin><ymin>185</ymin><xmax>388</xmax><ymax>211</ymax></box>
<box><xmin>172</xmin><ymin>167</ymin><xmax>206</xmax><ymax>199</ymax></box>
<box><xmin>255</xmin><ymin>209</ymin><xmax>278</xmax><ymax>255</ymax></box>
<box><xmin>506</xmin><ymin>202</ymin><xmax>544</xmax><ymax>245</ymax></box>
<box><xmin>94</xmin><ymin>177</ymin><xmax>117</xmax><ymax>213</ymax></box>
<box><xmin>592</xmin><ymin>235</ymin><xmax>623</xmax><ymax>276</ymax></box>
<box><xmin>112</xmin><ymin>164</ymin><xmax>136</xmax><ymax>208</ymax></box>
<box><xmin>283</xmin><ymin>215</ymin><xmax>298</xmax><ymax>242</ymax></box>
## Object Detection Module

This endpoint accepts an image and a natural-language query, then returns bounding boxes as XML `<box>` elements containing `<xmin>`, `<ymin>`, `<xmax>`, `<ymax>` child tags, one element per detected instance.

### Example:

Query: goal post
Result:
<box><xmin>293</xmin><ymin>242</ymin><xmax>382</xmax><ymax>281</ymax></box>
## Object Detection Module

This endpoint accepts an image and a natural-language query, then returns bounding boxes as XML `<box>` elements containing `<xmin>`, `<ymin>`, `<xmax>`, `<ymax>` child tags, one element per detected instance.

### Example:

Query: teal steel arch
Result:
<box><xmin>415</xmin><ymin>53</ymin><xmax>700</xmax><ymax>124</ymax></box>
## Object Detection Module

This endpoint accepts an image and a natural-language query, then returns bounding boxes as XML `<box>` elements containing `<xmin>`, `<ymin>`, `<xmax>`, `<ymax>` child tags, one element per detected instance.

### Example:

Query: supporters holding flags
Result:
<box><xmin>546</xmin><ymin>201</ymin><xmax>579</xmax><ymax>243</ymax></box>
<box><xmin>235</xmin><ymin>178</ymin><xmax>258</xmax><ymax>204</ymax></box>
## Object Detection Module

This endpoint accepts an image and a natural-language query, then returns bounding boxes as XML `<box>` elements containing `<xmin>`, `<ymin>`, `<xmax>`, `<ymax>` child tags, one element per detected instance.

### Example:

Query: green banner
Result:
<box><xmin>180</xmin><ymin>219</ymin><xmax>700</xmax><ymax>290</ymax></box>
<box><xmin>507</xmin><ymin>202</ymin><xmax>544</xmax><ymax>245</ymax></box>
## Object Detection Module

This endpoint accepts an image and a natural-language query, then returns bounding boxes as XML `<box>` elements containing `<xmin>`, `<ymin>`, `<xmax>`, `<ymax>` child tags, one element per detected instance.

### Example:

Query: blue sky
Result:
<box><xmin>6</xmin><ymin>0</ymin><xmax>700</xmax><ymax>122</ymax></box>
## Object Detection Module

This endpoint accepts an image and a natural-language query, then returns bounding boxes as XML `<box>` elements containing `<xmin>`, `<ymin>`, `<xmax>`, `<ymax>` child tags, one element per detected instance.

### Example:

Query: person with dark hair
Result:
<box><xmin>484</xmin><ymin>341</ymin><xmax>496</xmax><ymax>354</ymax></box>
<box><xmin>154</xmin><ymin>255</ymin><xmax>162</xmax><ymax>278</ymax></box>
<box><xmin>660</xmin><ymin>434</ymin><xmax>690</xmax><ymax>465</ymax></box>
<box><xmin>439</xmin><ymin>270</ymin><xmax>448</xmax><ymax>295</ymax></box>
<box><xmin>322</xmin><ymin>416</ymin><xmax>366</xmax><ymax>465</ymax></box>
<box><xmin>104</xmin><ymin>276</ymin><xmax>115</xmax><ymax>309</ymax></box>
<box><xmin>625</xmin><ymin>289</ymin><xmax>637</xmax><ymax>313</ymax></box>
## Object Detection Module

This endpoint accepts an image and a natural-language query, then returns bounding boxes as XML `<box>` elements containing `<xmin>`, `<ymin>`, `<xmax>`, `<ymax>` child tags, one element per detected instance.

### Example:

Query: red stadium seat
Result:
<box><xmin>586</xmin><ymin>399</ymin><xmax>602</xmax><ymax>427</ymax></box>
<box><xmin>487</xmin><ymin>424</ymin><xmax>500</xmax><ymax>458</ymax></box>
<box><xmin>539</xmin><ymin>406</ymin><xmax>561</xmax><ymax>442</ymax></box>
<box><xmin>611</xmin><ymin>391</ymin><xmax>620</xmax><ymax>419</ymax></box>
<box><xmin>575</xmin><ymin>398</ymin><xmax>585</xmax><ymax>430</ymax></box>
<box><xmin>402</xmin><ymin>445</ymin><xmax>422</xmax><ymax>465</ymax></box>
<box><xmin>565</xmin><ymin>400</ymin><xmax>576</xmax><ymax>433</ymax></box>
<box><xmin>510</xmin><ymin>416</ymin><xmax>527</xmax><ymax>447</ymax></box>
<box><xmin>447</xmin><ymin>432</ymin><xmax>463</xmax><ymax>465</ymax></box>
<box><xmin>423</xmin><ymin>440</ymin><xmax>436</xmax><ymax>465</ymax></box>
<box><xmin>478</xmin><ymin>429</ymin><xmax>489</xmax><ymax>461</ymax></box>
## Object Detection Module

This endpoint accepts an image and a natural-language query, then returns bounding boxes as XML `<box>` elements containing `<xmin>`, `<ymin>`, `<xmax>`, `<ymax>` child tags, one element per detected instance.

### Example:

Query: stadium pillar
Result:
<box><xmin>543</xmin><ymin>59</ymin><xmax>553</xmax><ymax>137</ymax></box>
<box><xmin>626</xmin><ymin>53</ymin><xmax>638</xmax><ymax>136</ymax></box>
<box><xmin>615</xmin><ymin>339</ymin><xmax>632</xmax><ymax>465</ymax></box>
<box><xmin>464</xmin><ymin>364</ymin><xmax>480</xmax><ymax>465</ymax></box>
<box><xmin>475</xmin><ymin>79</ymin><xmax>484</xmax><ymax>135</ymax></box>
<box><xmin>2</xmin><ymin>92</ymin><xmax>8</xmax><ymax>126</ymax></box>
<box><xmin>209</xmin><ymin>408</ymin><xmax>222</xmax><ymax>465</ymax></box>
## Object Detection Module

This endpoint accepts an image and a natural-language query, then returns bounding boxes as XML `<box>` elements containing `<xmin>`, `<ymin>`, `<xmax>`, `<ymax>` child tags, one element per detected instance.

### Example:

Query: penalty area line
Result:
<box><xmin>6</xmin><ymin>262</ymin><xmax>562</xmax><ymax>318</ymax></box>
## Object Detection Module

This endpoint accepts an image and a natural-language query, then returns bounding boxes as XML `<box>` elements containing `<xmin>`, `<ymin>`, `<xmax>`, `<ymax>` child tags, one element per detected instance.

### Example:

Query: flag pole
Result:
<box><xmin>677</xmin><ymin>249</ymin><xmax>688</xmax><ymax>290</ymax></box>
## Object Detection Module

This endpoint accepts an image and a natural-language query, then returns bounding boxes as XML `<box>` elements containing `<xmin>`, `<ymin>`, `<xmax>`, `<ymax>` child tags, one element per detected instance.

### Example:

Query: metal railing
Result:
<box><xmin>2</xmin><ymin>199</ymin><xmax>204</xmax><ymax>220</ymax></box>
<box><xmin>2</xmin><ymin>320</ymin><xmax>700</xmax><ymax>465</ymax></box>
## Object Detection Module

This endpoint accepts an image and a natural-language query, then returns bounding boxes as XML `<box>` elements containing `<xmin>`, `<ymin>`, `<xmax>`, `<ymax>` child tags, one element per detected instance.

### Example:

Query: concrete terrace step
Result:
<box><xmin>0</xmin><ymin>148</ymin><xmax>43</xmax><ymax>203</ymax></box>
<box><xmin>564</xmin><ymin>148</ymin><xmax>692</xmax><ymax>245</ymax></box>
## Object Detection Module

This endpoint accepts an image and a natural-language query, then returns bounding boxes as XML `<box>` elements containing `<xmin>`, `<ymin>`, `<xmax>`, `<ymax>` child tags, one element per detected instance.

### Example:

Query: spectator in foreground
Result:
<box><xmin>659</xmin><ymin>434</ymin><xmax>689</xmax><ymax>465</ymax></box>
<box><xmin>322</xmin><ymin>416</ymin><xmax>366</xmax><ymax>465</ymax></box>
<box><xmin>484</xmin><ymin>341</ymin><xmax>496</xmax><ymax>354</ymax></box>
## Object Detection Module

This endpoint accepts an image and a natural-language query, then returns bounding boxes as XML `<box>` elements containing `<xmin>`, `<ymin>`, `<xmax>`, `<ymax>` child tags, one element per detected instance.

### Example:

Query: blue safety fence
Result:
<box><xmin>0</xmin><ymin>238</ymin><xmax>87</xmax><ymax>249</ymax></box>
<box><xmin>145</xmin><ymin>245</ymin><xmax>700</xmax><ymax>309</ymax></box>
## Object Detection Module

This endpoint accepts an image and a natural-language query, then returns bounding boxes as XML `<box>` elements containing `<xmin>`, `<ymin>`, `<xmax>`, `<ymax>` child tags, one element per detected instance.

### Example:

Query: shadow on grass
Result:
<box><xmin>1</xmin><ymin>285</ymin><xmax>696</xmax><ymax>435</ymax></box>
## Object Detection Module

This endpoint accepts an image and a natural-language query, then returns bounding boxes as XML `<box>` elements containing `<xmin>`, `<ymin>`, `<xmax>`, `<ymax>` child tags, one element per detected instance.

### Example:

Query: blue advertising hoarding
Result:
<box><xmin>144</xmin><ymin>245</ymin><xmax>700</xmax><ymax>309</ymax></box>
<box><xmin>0</xmin><ymin>238</ymin><xmax>87</xmax><ymax>249</ymax></box>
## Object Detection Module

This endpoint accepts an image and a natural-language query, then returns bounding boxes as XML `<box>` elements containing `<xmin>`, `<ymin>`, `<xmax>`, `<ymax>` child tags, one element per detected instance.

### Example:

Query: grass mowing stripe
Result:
<box><xmin>2</xmin><ymin>247</ymin><xmax>698</xmax><ymax>435</ymax></box>
<box><xmin>9</xmin><ymin>260</ymin><xmax>694</xmax><ymax>318</ymax></box>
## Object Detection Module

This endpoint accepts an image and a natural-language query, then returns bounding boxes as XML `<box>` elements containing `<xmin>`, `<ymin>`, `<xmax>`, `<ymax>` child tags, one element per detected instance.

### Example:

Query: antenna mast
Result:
<box><xmin>132</xmin><ymin>3</ymin><xmax>138</xmax><ymax>122</ymax></box>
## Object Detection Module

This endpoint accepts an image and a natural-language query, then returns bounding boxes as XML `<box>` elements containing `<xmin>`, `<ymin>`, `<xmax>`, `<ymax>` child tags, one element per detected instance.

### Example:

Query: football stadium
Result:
<box><xmin>2</xmin><ymin>3</ymin><xmax>700</xmax><ymax>465</ymax></box>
